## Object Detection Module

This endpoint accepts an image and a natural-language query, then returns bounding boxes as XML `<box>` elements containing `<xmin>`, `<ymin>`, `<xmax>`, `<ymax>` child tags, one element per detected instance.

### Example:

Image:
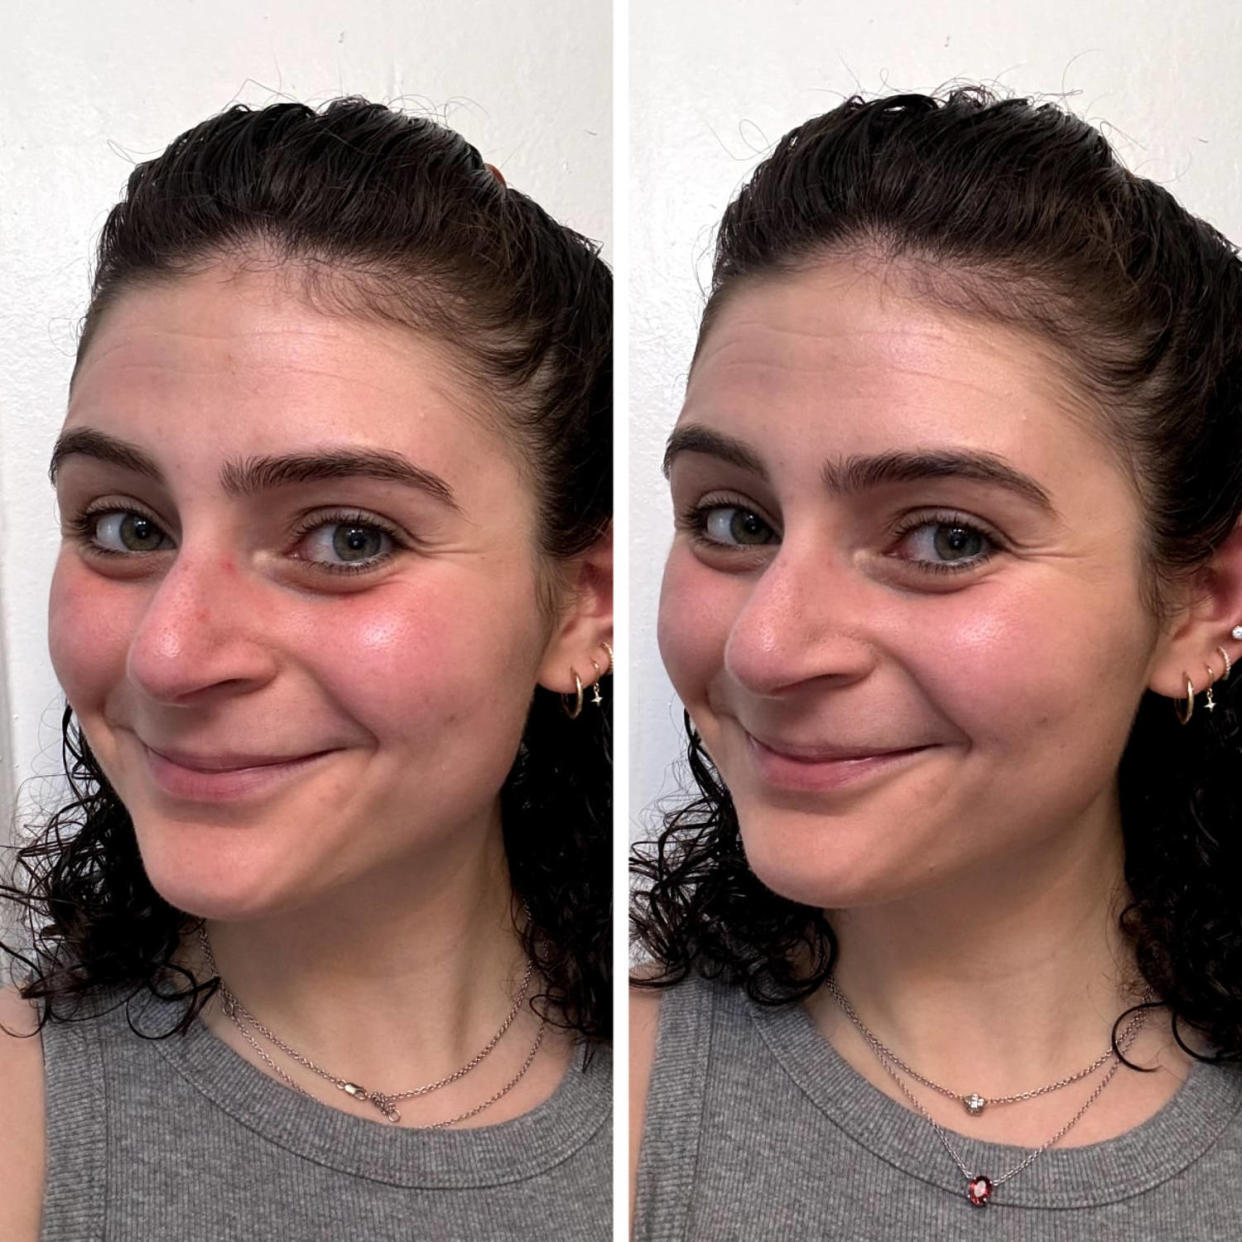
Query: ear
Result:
<box><xmin>536</xmin><ymin>525</ymin><xmax>613</xmax><ymax>696</ymax></box>
<box><xmin>1148</xmin><ymin>518</ymin><xmax>1242</xmax><ymax>702</ymax></box>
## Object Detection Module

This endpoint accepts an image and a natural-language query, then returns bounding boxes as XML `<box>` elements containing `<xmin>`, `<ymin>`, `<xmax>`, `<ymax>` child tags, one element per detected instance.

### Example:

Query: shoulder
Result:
<box><xmin>0</xmin><ymin>988</ymin><xmax>46</xmax><ymax>1242</ymax></box>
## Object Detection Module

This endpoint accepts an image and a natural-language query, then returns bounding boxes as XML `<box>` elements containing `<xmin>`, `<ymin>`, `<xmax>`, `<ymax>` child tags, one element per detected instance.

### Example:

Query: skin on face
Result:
<box><xmin>49</xmin><ymin>263</ymin><xmax>572</xmax><ymax>922</ymax></box>
<box><xmin>658</xmin><ymin>256</ymin><xmax>1174</xmax><ymax>911</ymax></box>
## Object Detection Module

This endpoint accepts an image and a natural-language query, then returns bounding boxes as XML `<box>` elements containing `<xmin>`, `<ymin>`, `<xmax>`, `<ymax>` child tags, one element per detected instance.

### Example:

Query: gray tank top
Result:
<box><xmin>635</xmin><ymin>975</ymin><xmax>1242</xmax><ymax>1240</ymax></box>
<box><xmin>39</xmin><ymin>990</ymin><xmax>610</xmax><ymax>1241</ymax></box>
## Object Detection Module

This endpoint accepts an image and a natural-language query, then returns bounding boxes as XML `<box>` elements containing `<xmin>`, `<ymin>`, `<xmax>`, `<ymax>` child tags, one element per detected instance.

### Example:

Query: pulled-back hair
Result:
<box><xmin>632</xmin><ymin>87</ymin><xmax>1242</xmax><ymax>1057</ymax></box>
<box><xmin>7</xmin><ymin>98</ymin><xmax>611</xmax><ymax>1040</ymax></box>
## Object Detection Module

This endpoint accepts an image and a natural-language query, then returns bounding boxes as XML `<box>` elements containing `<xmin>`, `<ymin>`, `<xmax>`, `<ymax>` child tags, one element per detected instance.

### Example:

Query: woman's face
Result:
<box><xmin>659</xmin><ymin>257</ymin><xmax>1171</xmax><ymax>909</ymax></box>
<box><xmin>50</xmin><ymin>264</ymin><xmax>568</xmax><ymax>921</ymax></box>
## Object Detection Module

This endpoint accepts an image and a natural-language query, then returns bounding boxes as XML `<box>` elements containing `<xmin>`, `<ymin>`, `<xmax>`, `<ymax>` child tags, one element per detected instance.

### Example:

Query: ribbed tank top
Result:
<box><xmin>39</xmin><ymin>990</ymin><xmax>610</xmax><ymax>1241</ymax></box>
<box><xmin>635</xmin><ymin>975</ymin><xmax>1242</xmax><ymax>1240</ymax></box>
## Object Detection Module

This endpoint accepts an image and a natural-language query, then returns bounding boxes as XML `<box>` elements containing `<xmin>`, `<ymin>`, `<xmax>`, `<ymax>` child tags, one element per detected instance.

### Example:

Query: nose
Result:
<box><xmin>126</xmin><ymin>548</ymin><xmax>279</xmax><ymax>705</ymax></box>
<box><xmin>723</xmin><ymin>543</ymin><xmax>876</xmax><ymax>697</ymax></box>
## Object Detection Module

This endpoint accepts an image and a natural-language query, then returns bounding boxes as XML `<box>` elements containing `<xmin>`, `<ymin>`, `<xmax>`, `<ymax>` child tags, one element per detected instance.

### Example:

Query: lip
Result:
<box><xmin>743</xmin><ymin>732</ymin><xmax>932</xmax><ymax>793</ymax></box>
<box><xmin>140</xmin><ymin>742</ymin><xmax>337</xmax><ymax>803</ymax></box>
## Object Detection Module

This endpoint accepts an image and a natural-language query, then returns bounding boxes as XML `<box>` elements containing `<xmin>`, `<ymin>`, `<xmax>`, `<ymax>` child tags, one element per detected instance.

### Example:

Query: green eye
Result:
<box><xmin>297</xmin><ymin>518</ymin><xmax>397</xmax><ymax>570</ymax></box>
<box><xmin>703</xmin><ymin>506</ymin><xmax>777</xmax><ymax>546</ymax></box>
<box><xmin>331</xmin><ymin>524</ymin><xmax>387</xmax><ymax>562</ymax></box>
<box><xmin>93</xmin><ymin>511</ymin><xmax>170</xmax><ymax>553</ymax></box>
<box><xmin>932</xmin><ymin>524</ymin><xmax>986</xmax><ymax>561</ymax></box>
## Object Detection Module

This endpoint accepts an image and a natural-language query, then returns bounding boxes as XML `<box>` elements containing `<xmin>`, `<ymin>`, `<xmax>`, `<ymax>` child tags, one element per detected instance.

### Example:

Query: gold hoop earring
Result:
<box><xmin>562</xmin><ymin>671</ymin><xmax>584</xmax><ymax>720</ymax></box>
<box><xmin>589</xmin><ymin>659</ymin><xmax>603</xmax><ymax>707</ymax></box>
<box><xmin>1217</xmin><ymin>646</ymin><xmax>1232</xmax><ymax>679</ymax></box>
<box><xmin>601</xmin><ymin>640</ymin><xmax>614</xmax><ymax>676</ymax></box>
<box><xmin>1176</xmin><ymin>674</ymin><xmax>1196</xmax><ymax>726</ymax></box>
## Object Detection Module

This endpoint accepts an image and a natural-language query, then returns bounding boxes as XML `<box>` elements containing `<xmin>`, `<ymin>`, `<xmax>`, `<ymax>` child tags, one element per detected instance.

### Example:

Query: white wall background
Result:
<box><xmin>629</xmin><ymin>0</ymin><xmax>1242</xmax><ymax>841</ymax></box>
<box><xmin>0</xmin><ymin>1</ymin><xmax>611</xmax><ymax>838</ymax></box>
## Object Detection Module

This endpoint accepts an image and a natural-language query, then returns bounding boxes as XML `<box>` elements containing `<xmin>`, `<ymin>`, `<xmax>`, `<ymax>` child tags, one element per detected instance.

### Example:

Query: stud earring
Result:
<box><xmin>1232</xmin><ymin>625</ymin><xmax>1242</xmax><ymax>641</ymax></box>
<box><xmin>1176</xmin><ymin>674</ymin><xmax>1196</xmax><ymax>726</ymax></box>
<box><xmin>562</xmin><ymin>670</ymin><xmax>584</xmax><ymax>720</ymax></box>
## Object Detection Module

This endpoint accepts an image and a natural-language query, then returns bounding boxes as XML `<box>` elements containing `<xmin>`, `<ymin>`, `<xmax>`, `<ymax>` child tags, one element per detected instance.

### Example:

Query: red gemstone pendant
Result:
<box><xmin>967</xmin><ymin>1175</ymin><xmax>993</xmax><ymax>1207</ymax></box>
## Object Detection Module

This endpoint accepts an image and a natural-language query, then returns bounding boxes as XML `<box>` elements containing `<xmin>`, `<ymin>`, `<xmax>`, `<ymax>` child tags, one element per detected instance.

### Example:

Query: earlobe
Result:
<box><xmin>535</xmin><ymin>526</ymin><xmax>613</xmax><ymax>698</ymax></box>
<box><xmin>1147</xmin><ymin>518</ymin><xmax>1242</xmax><ymax>705</ymax></box>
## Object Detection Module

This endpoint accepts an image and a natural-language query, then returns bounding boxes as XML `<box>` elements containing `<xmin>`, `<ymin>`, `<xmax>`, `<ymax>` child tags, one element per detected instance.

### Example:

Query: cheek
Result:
<box><xmin>305</xmin><ymin>575</ymin><xmax>544</xmax><ymax>742</ymax></box>
<box><xmin>657</xmin><ymin>548</ymin><xmax>732</xmax><ymax>707</ymax></box>
<box><xmin>904</xmin><ymin>575</ymin><xmax>1148</xmax><ymax>756</ymax></box>
<box><xmin>47</xmin><ymin>555</ymin><xmax>133</xmax><ymax>713</ymax></box>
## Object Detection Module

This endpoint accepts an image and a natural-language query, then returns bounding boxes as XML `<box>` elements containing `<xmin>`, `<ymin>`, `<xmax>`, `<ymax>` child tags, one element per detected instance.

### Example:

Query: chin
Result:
<box><xmin>132</xmin><ymin>819</ymin><xmax>316</xmax><ymax>923</ymax></box>
<box><xmin>736</xmin><ymin>807</ymin><xmax>931</xmax><ymax>911</ymax></box>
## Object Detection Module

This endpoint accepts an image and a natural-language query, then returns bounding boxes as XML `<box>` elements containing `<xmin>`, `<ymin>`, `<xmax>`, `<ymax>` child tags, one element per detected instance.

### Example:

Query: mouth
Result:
<box><xmin>139</xmin><ymin>742</ymin><xmax>338</xmax><ymax>803</ymax></box>
<box><xmin>743</xmin><ymin>732</ymin><xmax>933</xmax><ymax>793</ymax></box>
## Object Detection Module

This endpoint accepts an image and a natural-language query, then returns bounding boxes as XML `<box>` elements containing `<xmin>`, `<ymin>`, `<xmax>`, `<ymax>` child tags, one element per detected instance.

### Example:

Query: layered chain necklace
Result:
<box><xmin>825</xmin><ymin>976</ymin><xmax>1151</xmax><ymax>1207</ymax></box>
<box><xmin>199</xmin><ymin>927</ymin><xmax>546</xmax><ymax>1128</ymax></box>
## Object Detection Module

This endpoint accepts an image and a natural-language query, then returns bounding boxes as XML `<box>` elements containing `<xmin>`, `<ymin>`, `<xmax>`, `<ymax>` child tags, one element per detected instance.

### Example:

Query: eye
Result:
<box><xmin>79</xmin><ymin>509</ymin><xmax>174</xmax><ymax>555</ymax></box>
<box><xmin>695</xmin><ymin>504</ymin><xmax>778</xmax><ymax>548</ymax></box>
<box><xmin>292</xmin><ymin>515</ymin><xmax>400</xmax><ymax>572</ymax></box>
<box><xmin>891</xmin><ymin>516</ymin><xmax>997</xmax><ymax>572</ymax></box>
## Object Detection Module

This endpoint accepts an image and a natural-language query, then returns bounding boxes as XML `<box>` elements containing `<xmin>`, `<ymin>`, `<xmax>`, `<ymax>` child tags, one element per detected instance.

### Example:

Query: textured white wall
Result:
<box><xmin>0</xmin><ymin>1</ymin><xmax>611</xmax><ymax>834</ymax></box>
<box><xmin>629</xmin><ymin>0</ymin><xmax>1242</xmax><ymax>840</ymax></box>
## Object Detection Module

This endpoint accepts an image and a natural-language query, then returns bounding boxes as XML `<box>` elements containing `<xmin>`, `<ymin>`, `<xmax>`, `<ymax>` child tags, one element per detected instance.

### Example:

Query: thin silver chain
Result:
<box><xmin>199</xmin><ymin>925</ymin><xmax>541</xmax><ymax>1126</ymax></box>
<box><xmin>827</xmin><ymin>977</ymin><xmax>1151</xmax><ymax>1193</ymax></box>
<box><xmin>824</xmin><ymin>975</ymin><xmax>1148</xmax><ymax>1109</ymax></box>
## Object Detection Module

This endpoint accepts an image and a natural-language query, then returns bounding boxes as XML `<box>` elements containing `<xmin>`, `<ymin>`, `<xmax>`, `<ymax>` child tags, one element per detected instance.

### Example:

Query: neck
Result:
<box><xmin>200</xmin><ymin>821</ymin><xmax>526</xmax><ymax>1083</ymax></box>
<box><xmin>808</xmin><ymin>794</ymin><xmax>1184</xmax><ymax>1145</ymax></box>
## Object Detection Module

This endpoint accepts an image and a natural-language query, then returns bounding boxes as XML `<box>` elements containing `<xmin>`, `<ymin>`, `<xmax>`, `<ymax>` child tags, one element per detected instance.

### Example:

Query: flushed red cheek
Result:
<box><xmin>657</xmin><ymin>556</ymin><xmax>729</xmax><ymax>708</ymax></box>
<box><xmin>48</xmin><ymin>558</ymin><xmax>136</xmax><ymax>711</ymax></box>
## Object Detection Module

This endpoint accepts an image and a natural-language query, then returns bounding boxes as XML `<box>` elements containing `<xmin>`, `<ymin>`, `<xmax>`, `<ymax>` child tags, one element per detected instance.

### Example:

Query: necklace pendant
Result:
<box><xmin>962</xmin><ymin>1092</ymin><xmax>987</xmax><ymax>1116</ymax></box>
<box><xmin>967</xmin><ymin>1175</ymin><xmax>993</xmax><ymax>1207</ymax></box>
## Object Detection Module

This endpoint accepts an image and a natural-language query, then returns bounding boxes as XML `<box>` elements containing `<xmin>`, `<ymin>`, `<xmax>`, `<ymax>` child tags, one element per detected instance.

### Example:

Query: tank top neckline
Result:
<box><xmin>122</xmin><ymin>990</ymin><xmax>610</xmax><ymax>1188</ymax></box>
<box><xmin>742</xmin><ymin>981</ymin><xmax>1242</xmax><ymax>1209</ymax></box>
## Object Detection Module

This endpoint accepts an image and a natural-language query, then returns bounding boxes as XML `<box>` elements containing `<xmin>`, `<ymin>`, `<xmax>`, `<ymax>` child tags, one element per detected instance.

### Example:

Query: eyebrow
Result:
<box><xmin>663</xmin><ymin>423</ymin><xmax>1056</xmax><ymax>515</ymax></box>
<box><xmin>49</xmin><ymin>428</ymin><xmax>458</xmax><ymax>510</ymax></box>
<box><xmin>663</xmin><ymin>425</ymin><xmax>767</xmax><ymax>478</ymax></box>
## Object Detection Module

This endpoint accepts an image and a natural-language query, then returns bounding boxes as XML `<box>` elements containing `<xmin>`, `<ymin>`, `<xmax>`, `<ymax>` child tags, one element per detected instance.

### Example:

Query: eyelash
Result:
<box><xmin>888</xmin><ymin>509</ymin><xmax>1001</xmax><ymax>575</ymax></box>
<box><xmin>65</xmin><ymin>505</ymin><xmax>408</xmax><ymax>576</ymax></box>
<box><xmin>678</xmin><ymin>497</ymin><xmax>1001</xmax><ymax>575</ymax></box>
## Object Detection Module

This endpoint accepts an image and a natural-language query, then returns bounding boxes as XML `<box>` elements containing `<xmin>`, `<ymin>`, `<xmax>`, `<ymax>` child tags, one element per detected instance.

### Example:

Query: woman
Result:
<box><xmin>0</xmin><ymin>98</ymin><xmax>612</xmax><ymax>1241</ymax></box>
<box><xmin>631</xmin><ymin>88</ymin><xmax>1242</xmax><ymax>1238</ymax></box>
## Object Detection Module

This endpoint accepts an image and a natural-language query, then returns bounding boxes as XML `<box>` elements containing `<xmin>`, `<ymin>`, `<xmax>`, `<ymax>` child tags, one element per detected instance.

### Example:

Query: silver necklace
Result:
<box><xmin>199</xmin><ymin>926</ymin><xmax>543</xmax><ymax>1126</ymax></box>
<box><xmin>826</xmin><ymin>976</ymin><xmax>1150</xmax><ymax>1207</ymax></box>
<box><xmin>824</xmin><ymin>975</ymin><xmax>1147</xmax><ymax>1117</ymax></box>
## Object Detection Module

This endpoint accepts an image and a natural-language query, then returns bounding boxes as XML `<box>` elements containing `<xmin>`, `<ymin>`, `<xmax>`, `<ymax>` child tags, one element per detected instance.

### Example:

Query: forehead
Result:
<box><xmin>682</xmin><ymin>259</ymin><xmax>1114</xmax><ymax>483</ymax></box>
<box><xmin>65</xmin><ymin>265</ymin><xmax>520</xmax><ymax>482</ymax></box>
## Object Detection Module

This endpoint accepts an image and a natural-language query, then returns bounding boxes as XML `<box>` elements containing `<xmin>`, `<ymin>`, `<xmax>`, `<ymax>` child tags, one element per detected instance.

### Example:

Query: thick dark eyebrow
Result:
<box><xmin>219</xmin><ymin>451</ymin><xmax>458</xmax><ymax>509</ymax></box>
<box><xmin>662</xmin><ymin>425</ymin><xmax>1055</xmax><ymax>515</ymax></box>
<box><xmin>822</xmin><ymin>450</ymin><xmax>1056</xmax><ymax>515</ymax></box>
<box><xmin>49</xmin><ymin>428</ymin><xmax>458</xmax><ymax>511</ymax></box>
<box><xmin>49</xmin><ymin>427</ymin><xmax>163</xmax><ymax>485</ymax></box>
<box><xmin>663</xmin><ymin>425</ymin><xmax>768</xmax><ymax>479</ymax></box>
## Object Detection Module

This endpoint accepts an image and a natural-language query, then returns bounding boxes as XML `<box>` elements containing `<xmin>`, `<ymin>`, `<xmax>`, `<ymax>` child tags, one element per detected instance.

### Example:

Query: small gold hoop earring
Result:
<box><xmin>562</xmin><ymin>670</ymin><xmax>584</xmax><ymax>720</ymax></box>
<box><xmin>1176</xmin><ymin>675</ymin><xmax>1196</xmax><ymax>726</ymax></box>
<box><xmin>1217</xmin><ymin>646</ymin><xmax>1232</xmax><ymax>679</ymax></box>
<box><xmin>601</xmin><ymin>640</ymin><xmax>614</xmax><ymax>676</ymax></box>
<box><xmin>590</xmin><ymin>660</ymin><xmax>603</xmax><ymax>707</ymax></box>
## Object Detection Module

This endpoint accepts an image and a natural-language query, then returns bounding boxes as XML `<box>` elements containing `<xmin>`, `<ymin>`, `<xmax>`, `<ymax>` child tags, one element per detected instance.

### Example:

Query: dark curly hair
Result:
<box><xmin>631</xmin><ymin>87</ymin><xmax>1242</xmax><ymax>1059</ymax></box>
<box><xmin>4</xmin><ymin>98</ymin><xmax>611</xmax><ymax>1041</ymax></box>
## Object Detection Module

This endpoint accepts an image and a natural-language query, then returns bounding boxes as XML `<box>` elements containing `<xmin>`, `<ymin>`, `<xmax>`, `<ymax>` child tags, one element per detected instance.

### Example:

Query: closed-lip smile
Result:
<box><xmin>742</xmin><ymin>730</ymin><xmax>932</xmax><ymax>792</ymax></box>
<box><xmin>138</xmin><ymin>740</ymin><xmax>337</xmax><ymax>802</ymax></box>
